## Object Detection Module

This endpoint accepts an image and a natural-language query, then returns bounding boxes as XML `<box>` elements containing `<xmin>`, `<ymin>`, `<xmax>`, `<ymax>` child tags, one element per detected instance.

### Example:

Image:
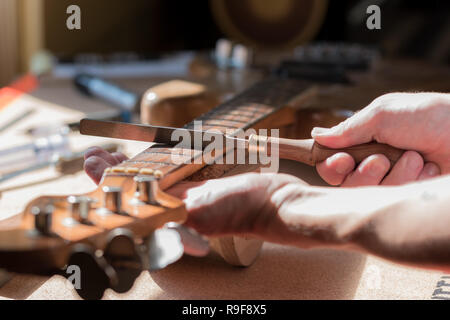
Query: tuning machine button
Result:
<box><xmin>65</xmin><ymin>244</ymin><xmax>117</xmax><ymax>300</ymax></box>
<box><xmin>64</xmin><ymin>195</ymin><xmax>95</xmax><ymax>226</ymax></box>
<box><xmin>144</xmin><ymin>228</ymin><xmax>184</xmax><ymax>271</ymax></box>
<box><xmin>130</xmin><ymin>175</ymin><xmax>158</xmax><ymax>206</ymax></box>
<box><xmin>97</xmin><ymin>186</ymin><xmax>122</xmax><ymax>216</ymax></box>
<box><xmin>31</xmin><ymin>204</ymin><xmax>54</xmax><ymax>235</ymax></box>
<box><xmin>103</xmin><ymin>228</ymin><xmax>142</xmax><ymax>294</ymax></box>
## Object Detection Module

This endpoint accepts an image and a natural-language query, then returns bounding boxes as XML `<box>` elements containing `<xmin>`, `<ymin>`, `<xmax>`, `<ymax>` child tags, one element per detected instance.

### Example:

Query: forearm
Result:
<box><xmin>353</xmin><ymin>177</ymin><xmax>450</xmax><ymax>272</ymax></box>
<box><xmin>266</xmin><ymin>175</ymin><xmax>450</xmax><ymax>272</ymax></box>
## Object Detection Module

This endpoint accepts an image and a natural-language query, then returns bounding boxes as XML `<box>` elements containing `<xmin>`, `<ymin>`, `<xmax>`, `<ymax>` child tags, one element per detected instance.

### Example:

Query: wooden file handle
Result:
<box><xmin>249</xmin><ymin>135</ymin><xmax>405</xmax><ymax>167</ymax></box>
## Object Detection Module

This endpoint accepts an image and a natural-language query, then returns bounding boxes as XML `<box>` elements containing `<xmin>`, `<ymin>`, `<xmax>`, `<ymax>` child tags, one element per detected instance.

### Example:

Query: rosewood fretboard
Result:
<box><xmin>105</xmin><ymin>78</ymin><xmax>308</xmax><ymax>189</ymax></box>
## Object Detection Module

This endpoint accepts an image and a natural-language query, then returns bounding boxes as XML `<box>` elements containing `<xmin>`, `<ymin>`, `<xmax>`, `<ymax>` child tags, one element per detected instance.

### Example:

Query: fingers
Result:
<box><xmin>341</xmin><ymin>154</ymin><xmax>390</xmax><ymax>187</ymax></box>
<box><xmin>311</xmin><ymin>107</ymin><xmax>379</xmax><ymax>149</ymax></box>
<box><xmin>84</xmin><ymin>146</ymin><xmax>127</xmax><ymax>166</ymax></box>
<box><xmin>111</xmin><ymin>152</ymin><xmax>128</xmax><ymax>164</ymax></box>
<box><xmin>317</xmin><ymin>152</ymin><xmax>440</xmax><ymax>187</ymax></box>
<box><xmin>316</xmin><ymin>153</ymin><xmax>390</xmax><ymax>187</ymax></box>
<box><xmin>418</xmin><ymin>162</ymin><xmax>441</xmax><ymax>180</ymax></box>
<box><xmin>316</xmin><ymin>152</ymin><xmax>355</xmax><ymax>185</ymax></box>
<box><xmin>166</xmin><ymin>180</ymin><xmax>206</xmax><ymax>199</ymax></box>
<box><xmin>84</xmin><ymin>146</ymin><xmax>129</xmax><ymax>184</ymax></box>
<box><xmin>381</xmin><ymin>151</ymin><xmax>423</xmax><ymax>185</ymax></box>
<box><xmin>84</xmin><ymin>155</ymin><xmax>111</xmax><ymax>184</ymax></box>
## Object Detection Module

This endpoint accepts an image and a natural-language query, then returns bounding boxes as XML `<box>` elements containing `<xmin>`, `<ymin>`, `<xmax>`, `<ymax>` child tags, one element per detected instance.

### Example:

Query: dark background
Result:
<box><xmin>44</xmin><ymin>0</ymin><xmax>449</xmax><ymax>64</ymax></box>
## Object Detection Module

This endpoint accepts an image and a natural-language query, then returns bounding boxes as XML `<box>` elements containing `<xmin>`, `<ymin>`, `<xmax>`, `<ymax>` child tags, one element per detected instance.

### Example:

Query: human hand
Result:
<box><xmin>83</xmin><ymin>147</ymin><xmax>310</xmax><ymax>248</ymax></box>
<box><xmin>83</xmin><ymin>148</ymin><xmax>314</xmax><ymax>243</ymax></box>
<box><xmin>83</xmin><ymin>146</ymin><xmax>129</xmax><ymax>184</ymax></box>
<box><xmin>167</xmin><ymin>173</ymin><xmax>304</xmax><ymax>242</ymax></box>
<box><xmin>83</xmin><ymin>146</ymin><xmax>450</xmax><ymax>271</ymax></box>
<box><xmin>312</xmin><ymin>92</ymin><xmax>449</xmax><ymax>187</ymax></box>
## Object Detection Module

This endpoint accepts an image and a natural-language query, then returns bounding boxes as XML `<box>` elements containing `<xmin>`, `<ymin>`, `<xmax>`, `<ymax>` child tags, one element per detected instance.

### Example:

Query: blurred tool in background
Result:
<box><xmin>0</xmin><ymin>136</ymin><xmax>118</xmax><ymax>185</ymax></box>
<box><xmin>24</xmin><ymin>109</ymin><xmax>122</xmax><ymax>136</ymax></box>
<box><xmin>1</xmin><ymin>0</ymin><xmax>448</xmax><ymax>88</ymax></box>
<box><xmin>0</xmin><ymin>109</ymin><xmax>36</xmax><ymax>133</ymax></box>
<box><xmin>74</xmin><ymin>74</ymin><xmax>139</xmax><ymax>122</ymax></box>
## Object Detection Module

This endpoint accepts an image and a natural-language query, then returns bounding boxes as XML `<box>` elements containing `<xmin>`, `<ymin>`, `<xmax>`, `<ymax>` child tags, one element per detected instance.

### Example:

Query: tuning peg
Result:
<box><xmin>97</xmin><ymin>186</ymin><xmax>122</xmax><ymax>216</ymax></box>
<box><xmin>231</xmin><ymin>44</ymin><xmax>252</xmax><ymax>69</ymax></box>
<box><xmin>215</xmin><ymin>38</ymin><xmax>233</xmax><ymax>69</ymax></box>
<box><xmin>65</xmin><ymin>195</ymin><xmax>95</xmax><ymax>225</ymax></box>
<box><xmin>31</xmin><ymin>204</ymin><xmax>54</xmax><ymax>235</ymax></box>
<box><xmin>65</xmin><ymin>244</ymin><xmax>117</xmax><ymax>300</ymax></box>
<box><xmin>144</xmin><ymin>228</ymin><xmax>184</xmax><ymax>271</ymax></box>
<box><xmin>130</xmin><ymin>175</ymin><xmax>158</xmax><ymax>206</ymax></box>
<box><xmin>103</xmin><ymin>228</ymin><xmax>142</xmax><ymax>294</ymax></box>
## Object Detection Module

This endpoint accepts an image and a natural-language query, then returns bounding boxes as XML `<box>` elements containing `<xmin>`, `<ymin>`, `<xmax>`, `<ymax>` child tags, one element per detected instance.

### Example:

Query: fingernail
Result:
<box><xmin>311</xmin><ymin>127</ymin><xmax>329</xmax><ymax>137</ymax></box>
<box><xmin>406</xmin><ymin>152</ymin><xmax>423</xmax><ymax>171</ymax></box>
<box><xmin>329</xmin><ymin>154</ymin><xmax>352</xmax><ymax>174</ymax></box>
<box><xmin>367</xmin><ymin>159</ymin><xmax>389</xmax><ymax>177</ymax></box>
<box><xmin>426</xmin><ymin>164</ymin><xmax>440</xmax><ymax>176</ymax></box>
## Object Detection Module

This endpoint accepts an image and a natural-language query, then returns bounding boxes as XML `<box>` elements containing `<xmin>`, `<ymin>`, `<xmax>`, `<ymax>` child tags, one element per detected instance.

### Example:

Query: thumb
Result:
<box><xmin>311</xmin><ymin>110</ymin><xmax>379</xmax><ymax>148</ymax></box>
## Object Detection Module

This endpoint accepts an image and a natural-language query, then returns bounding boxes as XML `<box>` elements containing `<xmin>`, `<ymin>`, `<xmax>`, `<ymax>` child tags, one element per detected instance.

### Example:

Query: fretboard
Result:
<box><xmin>106</xmin><ymin>78</ymin><xmax>307</xmax><ymax>188</ymax></box>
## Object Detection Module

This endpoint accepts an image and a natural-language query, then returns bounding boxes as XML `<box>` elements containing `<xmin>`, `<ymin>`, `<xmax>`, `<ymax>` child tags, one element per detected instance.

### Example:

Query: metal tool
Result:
<box><xmin>74</xmin><ymin>74</ymin><xmax>139</xmax><ymax>122</ymax></box>
<box><xmin>24</xmin><ymin>109</ymin><xmax>122</xmax><ymax>136</ymax></box>
<box><xmin>0</xmin><ymin>143</ymin><xmax>119</xmax><ymax>184</ymax></box>
<box><xmin>80</xmin><ymin>119</ymin><xmax>405</xmax><ymax>167</ymax></box>
<box><xmin>0</xmin><ymin>108</ymin><xmax>35</xmax><ymax>133</ymax></box>
<box><xmin>80</xmin><ymin>118</ymin><xmax>232</xmax><ymax>150</ymax></box>
<box><xmin>0</xmin><ymin>132</ymin><xmax>71</xmax><ymax>177</ymax></box>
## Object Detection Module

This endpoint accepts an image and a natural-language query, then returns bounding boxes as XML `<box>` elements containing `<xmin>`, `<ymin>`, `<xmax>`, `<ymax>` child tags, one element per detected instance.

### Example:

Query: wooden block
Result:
<box><xmin>140</xmin><ymin>80</ymin><xmax>220</xmax><ymax>127</ymax></box>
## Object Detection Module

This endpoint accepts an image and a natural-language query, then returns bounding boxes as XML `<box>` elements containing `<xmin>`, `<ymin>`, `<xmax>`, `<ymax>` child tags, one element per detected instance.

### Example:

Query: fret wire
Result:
<box><xmin>201</xmin><ymin>110</ymin><xmax>273</xmax><ymax>128</ymax></box>
<box><xmin>203</xmin><ymin>121</ymin><xmax>242</xmax><ymax>128</ymax></box>
<box><xmin>129</xmin><ymin>78</ymin><xmax>306</xmax><ymax>174</ymax></box>
<box><xmin>198</xmin><ymin>115</ymin><xmax>251</xmax><ymax>124</ymax></box>
<box><xmin>126</xmin><ymin>160</ymin><xmax>176</xmax><ymax>166</ymax></box>
<box><xmin>132</xmin><ymin>152</ymin><xmax>193</xmax><ymax>161</ymax></box>
<box><xmin>214</xmin><ymin>110</ymin><xmax>258</xmax><ymax>118</ymax></box>
<box><xmin>187</xmin><ymin>106</ymin><xmax>271</xmax><ymax>129</ymax></box>
<box><xmin>208</xmin><ymin>105</ymin><xmax>268</xmax><ymax>115</ymax></box>
<box><xmin>198</xmin><ymin>112</ymin><xmax>254</xmax><ymax>122</ymax></box>
<box><xmin>217</xmin><ymin>105</ymin><xmax>272</xmax><ymax>114</ymax></box>
<box><xmin>141</xmin><ymin>149</ymin><xmax>201</xmax><ymax>156</ymax></box>
<box><xmin>195</xmin><ymin>110</ymin><xmax>261</xmax><ymax>121</ymax></box>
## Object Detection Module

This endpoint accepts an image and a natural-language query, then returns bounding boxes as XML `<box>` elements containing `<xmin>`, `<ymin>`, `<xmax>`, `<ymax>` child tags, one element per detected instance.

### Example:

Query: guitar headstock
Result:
<box><xmin>0</xmin><ymin>167</ymin><xmax>187</xmax><ymax>299</ymax></box>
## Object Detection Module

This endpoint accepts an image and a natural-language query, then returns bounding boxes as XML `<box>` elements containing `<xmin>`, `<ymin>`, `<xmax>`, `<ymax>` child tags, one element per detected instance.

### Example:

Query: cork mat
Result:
<box><xmin>0</xmin><ymin>93</ymin><xmax>445</xmax><ymax>300</ymax></box>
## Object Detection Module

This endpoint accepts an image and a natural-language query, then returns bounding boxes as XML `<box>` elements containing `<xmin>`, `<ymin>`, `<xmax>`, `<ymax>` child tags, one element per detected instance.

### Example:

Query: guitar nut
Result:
<box><xmin>153</xmin><ymin>170</ymin><xmax>163</xmax><ymax>178</ymax></box>
<box><xmin>139</xmin><ymin>168</ymin><xmax>154</xmax><ymax>175</ymax></box>
<box><xmin>125</xmin><ymin>167</ymin><xmax>139</xmax><ymax>174</ymax></box>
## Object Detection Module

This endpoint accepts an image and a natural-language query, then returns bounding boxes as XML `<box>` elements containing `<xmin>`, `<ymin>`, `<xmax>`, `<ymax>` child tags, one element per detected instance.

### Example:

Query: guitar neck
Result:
<box><xmin>185</xmin><ymin>78</ymin><xmax>306</xmax><ymax>131</ymax></box>
<box><xmin>0</xmin><ymin>77</ymin><xmax>311</xmax><ymax>288</ymax></box>
<box><xmin>106</xmin><ymin>78</ymin><xmax>309</xmax><ymax>189</ymax></box>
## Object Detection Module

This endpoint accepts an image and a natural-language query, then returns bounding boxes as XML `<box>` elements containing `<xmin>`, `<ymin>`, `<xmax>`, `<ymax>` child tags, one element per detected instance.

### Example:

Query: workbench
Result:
<box><xmin>0</xmin><ymin>67</ymin><xmax>447</xmax><ymax>300</ymax></box>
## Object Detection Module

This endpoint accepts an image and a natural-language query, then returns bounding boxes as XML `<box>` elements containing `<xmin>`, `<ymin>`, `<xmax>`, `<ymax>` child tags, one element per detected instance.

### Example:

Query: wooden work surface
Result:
<box><xmin>0</xmin><ymin>71</ymin><xmax>446</xmax><ymax>300</ymax></box>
